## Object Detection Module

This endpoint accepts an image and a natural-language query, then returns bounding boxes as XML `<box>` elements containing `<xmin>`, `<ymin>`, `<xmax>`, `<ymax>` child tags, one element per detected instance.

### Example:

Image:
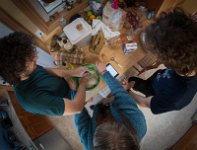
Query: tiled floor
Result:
<box><xmin>140</xmin><ymin>93</ymin><xmax>197</xmax><ymax>150</ymax></box>
<box><xmin>49</xmin><ymin>116</ymin><xmax>83</xmax><ymax>150</ymax></box>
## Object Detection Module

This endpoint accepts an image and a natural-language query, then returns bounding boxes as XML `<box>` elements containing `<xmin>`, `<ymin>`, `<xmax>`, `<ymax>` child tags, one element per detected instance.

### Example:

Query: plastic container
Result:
<box><xmin>63</xmin><ymin>18</ymin><xmax>92</xmax><ymax>47</ymax></box>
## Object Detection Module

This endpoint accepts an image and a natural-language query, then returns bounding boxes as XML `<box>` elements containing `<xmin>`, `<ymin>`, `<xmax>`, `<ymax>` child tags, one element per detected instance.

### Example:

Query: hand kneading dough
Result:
<box><xmin>86</xmin><ymin>70</ymin><xmax>98</xmax><ymax>89</ymax></box>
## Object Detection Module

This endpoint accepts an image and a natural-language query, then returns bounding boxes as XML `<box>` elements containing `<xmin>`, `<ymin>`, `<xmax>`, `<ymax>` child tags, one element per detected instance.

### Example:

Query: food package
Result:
<box><xmin>89</xmin><ymin>31</ymin><xmax>105</xmax><ymax>54</ymax></box>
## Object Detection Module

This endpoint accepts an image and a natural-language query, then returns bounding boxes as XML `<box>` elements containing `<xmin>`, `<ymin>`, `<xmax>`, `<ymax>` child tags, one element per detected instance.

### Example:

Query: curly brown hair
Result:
<box><xmin>0</xmin><ymin>32</ymin><xmax>36</xmax><ymax>84</ymax></box>
<box><xmin>144</xmin><ymin>8</ymin><xmax>197</xmax><ymax>75</ymax></box>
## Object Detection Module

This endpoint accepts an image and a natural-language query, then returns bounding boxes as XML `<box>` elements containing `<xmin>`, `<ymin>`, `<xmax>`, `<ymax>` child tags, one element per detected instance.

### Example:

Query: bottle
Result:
<box><xmin>59</xmin><ymin>16</ymin><xmax>67</xmax><ymax>28</ymax></box>
<box><xmin>63</xmin><ymin>39</ymin><xmax>73</xmax><ymax>52</ymax></box>
<box><xmin>126</xmin><ymin>26</ymin><xmax>134</xmax><ymax>42</ymax></box>
<box><xmin>57</xmin><ymin>37</ymin><xmax>64</xmax><ymax>48</ymax></box>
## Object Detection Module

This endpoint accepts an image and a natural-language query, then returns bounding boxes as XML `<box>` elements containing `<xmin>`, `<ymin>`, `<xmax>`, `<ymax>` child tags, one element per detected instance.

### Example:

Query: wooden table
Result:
<box><xmin>46</xmin><ymin>12</ymin><xmax>150</xmax><ymax>101</ymax></box>
<box><xmin>84</xmin><ymin>34</ymin><xmax>146</xmax><ymax>100</ymax></box>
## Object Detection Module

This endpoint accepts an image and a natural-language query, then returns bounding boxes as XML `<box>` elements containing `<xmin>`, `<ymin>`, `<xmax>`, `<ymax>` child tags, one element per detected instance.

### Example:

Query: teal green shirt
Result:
<box><xmin>14</xmin><ymin>65</ymin><xmax>71</xmax><ymax>116</ymax></box>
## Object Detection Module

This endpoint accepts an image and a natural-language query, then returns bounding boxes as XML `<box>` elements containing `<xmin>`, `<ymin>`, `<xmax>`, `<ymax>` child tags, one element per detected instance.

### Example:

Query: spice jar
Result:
<box><xmin>63</xmin><ymin>39</ymin><xmax>73</xmax><ymax>53</ymax></box>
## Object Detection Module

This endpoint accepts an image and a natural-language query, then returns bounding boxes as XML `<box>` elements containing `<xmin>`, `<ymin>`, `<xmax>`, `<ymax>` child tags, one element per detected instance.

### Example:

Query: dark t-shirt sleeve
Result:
<box><xmin>150</xmin><ymin>69</ymin><xmax>197</xmax><ymax>114</ymax></box>
<box><xmin>25</xmin><ymin>93</ymin><xmax>65</xmax><ymax>116</ymax></box>
<box><xmin>150</xmin><ymin>96</ymin><xmax>174</xmax><ymax>114</ymax></box>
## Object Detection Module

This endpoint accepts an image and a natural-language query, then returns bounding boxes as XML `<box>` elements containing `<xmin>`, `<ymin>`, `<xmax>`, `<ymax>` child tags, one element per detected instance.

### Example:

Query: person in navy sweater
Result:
<box><xmin>125</xmin><ymin>8</ymin><xmax>197</xmax><ymax>114</ymax></box>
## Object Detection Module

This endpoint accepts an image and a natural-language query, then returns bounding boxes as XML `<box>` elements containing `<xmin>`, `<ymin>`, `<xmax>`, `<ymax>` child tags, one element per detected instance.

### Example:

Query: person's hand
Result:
<box><xmin>79</xmin><ymin>74</ymin><xmax>89</xmax><ymax>87</ymax></box>
<box><xmin>96</xmin><ymin>62</ymin><xmax>106</xmax><ymax>73</ymax></box>
<box><xmin>71</xmin><ymin>67</ymin><xmax>89</xmax><ymax>77</ymax></box>
<box><xmin>122</xmin><ymin>78</ymin><xmax>135</xmax><ymax>91</ymax></box>
<box><xmin>66</xmin><ymin>77</ymin><xmax>77</xmax><ymax>91</ymax></box>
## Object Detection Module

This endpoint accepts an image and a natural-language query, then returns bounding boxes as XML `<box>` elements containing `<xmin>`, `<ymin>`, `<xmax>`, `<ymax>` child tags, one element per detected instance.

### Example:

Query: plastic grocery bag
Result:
<box><xmin>102</xmin><ymin>2</ymin><xmax>126</xmax><ymax>31</ymax></box>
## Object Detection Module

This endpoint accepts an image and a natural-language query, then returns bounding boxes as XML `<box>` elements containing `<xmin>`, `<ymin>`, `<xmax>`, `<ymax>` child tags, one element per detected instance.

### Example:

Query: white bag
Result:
<box><xmin>102</xmin><ymin>2</ymin><xmax>126</xmax><ymax>31</ymax></box>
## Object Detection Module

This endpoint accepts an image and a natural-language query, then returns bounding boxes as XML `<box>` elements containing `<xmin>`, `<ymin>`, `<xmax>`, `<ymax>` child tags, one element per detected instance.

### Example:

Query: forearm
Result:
<box><xmin>102</xmin><ymin>71</ymin><xmax>126</xmax><ymax>95</ymax></box>
<box><xmin>129</xmin><ymin>90</ymin><xmax>152</xmax><ymax>108</ymax></box>
<box><xmin>63</xmin><ymin>84</ymin><xmax>86</xmax><ymax>115</ymax></box>
<box><xmin>73</xmin><ymin>84</ymin><xmax>86</xmax><ymax>111</ymax></box>
<box><xmin>46</xmin><ymin>67</ymin><xmax>71</xmax><ymax>77</ymax></box>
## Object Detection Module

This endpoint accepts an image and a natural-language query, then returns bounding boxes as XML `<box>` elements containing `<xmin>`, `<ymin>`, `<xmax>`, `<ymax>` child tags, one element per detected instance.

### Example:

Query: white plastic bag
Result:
<box><xmin>102</xmin><ymin>2</ymin><xmax>126</xmax><ymax>31</ymax></box>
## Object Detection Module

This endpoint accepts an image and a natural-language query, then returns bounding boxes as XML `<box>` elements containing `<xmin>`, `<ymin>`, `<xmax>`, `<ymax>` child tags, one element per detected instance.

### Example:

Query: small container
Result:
<box><xmin>126</xmin><ymin>26</ymin><xmax>134</xmax><ymax>42</ymax></box>
<box><xmin>57</xmin><ymin>37</ymin><xmax>64</xmax><ymax>48</ymax></box>
<box><xmin>63</xmin><ymin>39</ymin><xmax>73</xmax><ymax>52</ymax></box>
<box><xmin>63</xmin><ymin>61</ymin><xmax>73</xmax><ymax>70</ymax></box>
<box><xmin>63</xmin><ymin>18</ymin><xmax>92</xmax><ymax>47</ymax></box>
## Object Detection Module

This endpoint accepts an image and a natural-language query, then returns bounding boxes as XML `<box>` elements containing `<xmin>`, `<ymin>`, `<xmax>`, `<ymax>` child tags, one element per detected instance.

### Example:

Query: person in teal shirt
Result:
<box><xmin>0</xmin><ymin>32</ymin><xmax>89</xmax><ymax>116</ymax></box>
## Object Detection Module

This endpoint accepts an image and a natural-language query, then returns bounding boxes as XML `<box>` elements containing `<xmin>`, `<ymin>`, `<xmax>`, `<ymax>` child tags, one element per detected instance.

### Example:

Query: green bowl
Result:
<box><xmin>72</xmin><ymin>64</ymin><xmax>101</xmax><ymax>91</ymax></box>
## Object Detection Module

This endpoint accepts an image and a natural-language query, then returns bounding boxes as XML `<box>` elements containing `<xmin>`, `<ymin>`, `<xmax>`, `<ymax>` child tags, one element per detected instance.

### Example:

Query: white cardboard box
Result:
<box><xmin>63</xmin><ymin>18</ymin><xmax>92</xmax><ymax>47</ymax></box>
